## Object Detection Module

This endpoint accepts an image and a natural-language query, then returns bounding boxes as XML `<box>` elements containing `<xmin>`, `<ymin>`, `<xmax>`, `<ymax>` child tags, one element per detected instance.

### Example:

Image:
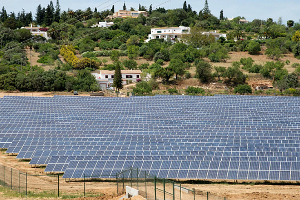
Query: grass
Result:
<box><xmin>0</xmin><ymin>184</ymin><xmax>107</xmax><ymax>199</ymax></box>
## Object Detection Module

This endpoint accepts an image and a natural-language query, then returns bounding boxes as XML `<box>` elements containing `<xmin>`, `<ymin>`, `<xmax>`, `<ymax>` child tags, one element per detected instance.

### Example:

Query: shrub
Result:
<box><xmin>133</xmin><ymin>81</ymin><xmax>152</xmax><ymax>95</ymax></box>
<box><xmin>185</xmin><ymin>86</ymin><xmax>205</xmax><ymax>95</ymax></box>
<box><xmin>247</xmin><ymin>41</ymin><xmax>261</xmax><ymax>55</ymax></box>
<box><xmin>123</xmin><ymin>59</ymin><xmax>138</xmax><ymax>70</ymax></box>
<box><xmin>185</xmin><ymin>71</ymin><xmax>191</xmax><ymax>79</ymax></box>
<box><xmin>168</xmin><ymin>88</ymin><xmax>178</xmax><ymax>95</ymax></box>
<box><xmin>155</xmin><ymin>59</ymin><xmax>164</xmax><ymax>65</ymax></box>
<box><xmin>234</xmin><ymin>84</ymin><xmax>252</xmax><ymax>94</ymax></box>
<box><xmin>148</xmin><ymin>79</ymin><xmax>159</xmax><ymax>90</ymax></box>
<box><xmin>292</xmin><ymin>63</ymin><xmax>300</xmax><ymax>68</ymax></box>
<box><xmin>139</xmin><ymin>63</ymin><xmax>149</xmax><ymax>70</ymax></box>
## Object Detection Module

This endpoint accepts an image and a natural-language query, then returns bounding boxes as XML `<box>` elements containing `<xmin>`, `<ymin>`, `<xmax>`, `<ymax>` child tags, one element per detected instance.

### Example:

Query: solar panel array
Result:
<box><xmin>1</xmin><ymin>95</ymin><xmax>300</xmax><ymax>180</ymax></box>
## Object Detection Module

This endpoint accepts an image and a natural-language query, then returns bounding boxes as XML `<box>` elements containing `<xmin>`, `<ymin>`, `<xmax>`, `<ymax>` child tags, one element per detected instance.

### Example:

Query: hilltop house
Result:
<box><xmin>92</xmin><ymin>70</ymin><xmax>142</xmax><ymax>90</ymax></box>
<box><xmin>91</xmin><ymin>21</ymin><xmax>114</xmax><ymax>28</ymax></box>
<box><xmin>107</xmin><ymin>10</ymin><xmax>147</xmax><ymax>19</ymax></box>
<box><xmin>146</xmin><ymin>26</ymin><xmax>190</xmax><ymax>43</ymax></box>
<box><xmin>21</xmin><ymin>24</ymin><xmax>50</xmax><ymax>40</ymax></box>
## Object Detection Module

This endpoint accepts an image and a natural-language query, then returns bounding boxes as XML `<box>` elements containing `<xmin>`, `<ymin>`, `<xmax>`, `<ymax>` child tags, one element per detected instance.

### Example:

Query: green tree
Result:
<box><xmin>222</xmin><ymin>66</ymin><xmax>246</xmax><ymax>85</ymax></box>
<box><xmin>3</xmin><ymin>17</ymin><xmax>17</xmax><ymax>29</ymax></box>
<box><xmin>133</xmin><ymin>81</ymin><xmax>152</xmax><ymax>95</ymax></box>
<box><xmin>234</xmin><ymin>84</ymin><xmax>252</xmax><ymax>94</ymax></box>
<box><xmin>247</xmin><ymin>41</ymin><xmax>261</xmax><ymax>55</ymax></box>
<box><xmin>127</xmin><ymin>45</ymin><xmax>139</xmax><ymax>59</ymax></box>
<box><xmin>113</xmin><ymin>61</ymin><xmax>123</xmax><ymax>92</ymax></box>
<box><xmin>123</xmin><ymin>3</ymin><xmax>126</xmax><ymax>10</ymax></box>
<box><xmin>54</xmin><ymin>0</ymin><xmax>61</xmax><ymax>22</ymax></box>
<box><xmin>213</xmin><ymin>66</ymin><xmax>226</xmax><ymax>81</ymax></box>
<box><xmin>168</xmin><ymin>59</ymin><xmax>185</xmax><ymax>79</ymax></box>
<box><xmin>287</xmin><ymin>20</ymin><xmax>294</xmax><ymax>28</ymax></box>
<box><xmin>110</xmin><ymin>50</ymin><xmax>120</xmax><ymax>62</ymax></box>
<box><xmin>195</xmin><ymin>59</ymin><xmax>212</xmax><ymax>83</ymax></box>
<box><xmin>219</xmin><ymin>9</ymin><xmax>224</xmax><ymax>20</ymax></box>
<box><xmin>183</xmin><ymin>1</ymin><xmax>188</xmax><ymax>12</ymax></box>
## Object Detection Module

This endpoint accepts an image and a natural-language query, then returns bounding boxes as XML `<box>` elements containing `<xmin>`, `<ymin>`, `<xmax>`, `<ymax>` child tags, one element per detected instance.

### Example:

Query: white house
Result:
<box><xmin>91</xmin><ymin>21</ymin><xmax>114</xmax><ymax>28</ymax></box>
<box><xmin>92</xmin><ymin>70</ymin><xmax>142</xmax><ymax>90</ymax></box>
<box><xmin>202</xmin><ymin>31</ymin><xmax>227</xmax><ymax>40</ymax></box>
<box><xmin>21</xmin><ymin>24</ymin><xmax>50</xmax><ymax>40</ymax></box>
<box><xmin>107</xmin><ymin>10</ymin><xmax>147</xmax><ymax>19</ymax></box>
<box><xmin>146</xmin><ymin>26</ymin><xmax>190</xmax><ymax>43</ymax></box>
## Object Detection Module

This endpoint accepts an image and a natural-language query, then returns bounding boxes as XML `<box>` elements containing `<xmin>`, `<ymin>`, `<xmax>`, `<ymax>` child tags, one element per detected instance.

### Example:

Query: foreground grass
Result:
<box><xmin>0</xmin><ymin>185</ymin><xmax>105</xmax><ymax>199</ymax></box>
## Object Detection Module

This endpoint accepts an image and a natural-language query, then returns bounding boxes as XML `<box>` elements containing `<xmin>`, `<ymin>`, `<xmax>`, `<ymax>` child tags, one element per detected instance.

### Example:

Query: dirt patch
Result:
<box><xmin>25</xmin><ymin>48</ymin><xmax>55</xmax><ymax>71</ymax></box>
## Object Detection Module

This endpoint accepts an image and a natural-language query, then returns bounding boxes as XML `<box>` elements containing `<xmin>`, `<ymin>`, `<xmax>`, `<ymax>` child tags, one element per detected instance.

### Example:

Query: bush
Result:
<box><xmin>148</xmin><ymin>79</ymin><xmax>159</xmax><ymax>90</ymax></box>
<box><xmin>185</xmin><ymin>86</ymin><xmax>205</xmax><ymax>95</ymax></box>
<box><xmin>168</xmin><ymin>88</ymin><xmax>178</xmax><ymax>95</ymax></box>
<box><xmin>247</xmin><ymin>41</ymin><xmax>261</xmax><ymax>55</ymax></box>
<box><xmin>185</xmin><ymin>71</ymin><xmax>191</xmax><ymax>79</ymax></box>
<box><xmin>133</xmin><ymin>81</ymin><xmax>152</xmax><ymax>95</ymax></box>
<box><xmin>155</xmin><ymin>59</ymin><xmax>164</xmax><ymax>65</ymax></box>
<box><xmin>233</xmin><ymin>84</ymin><xmax>252</xmax><ymax>94</ymax></box>
<box><xmin>123</xmin><ymin>59</ymin><xmax>138</xmax><ymax>70</ymax></box>
<box><xmin>139</xmin><ymin>63</ymin><xmax>149</xmax><ymax>70</ymax></box>
<box><xmin>292</xmin><ymin>63</ymin><xmax>300</xmax><ymax>68</ymax></box>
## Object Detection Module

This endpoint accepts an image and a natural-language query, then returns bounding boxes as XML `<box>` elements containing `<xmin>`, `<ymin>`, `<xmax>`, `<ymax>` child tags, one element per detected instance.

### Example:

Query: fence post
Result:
<box><xmin>145</xmin><ymin>171</ymin><xmax>147</xmax><ymax>199</ymax></box>
<box><xmin>84</xmin><ymin>174</ymin><xmax>85</xmax><ymax>197</ymax></box>
<box><xmin>19</xmin><ymin>171</ymin><xmax>20</xmax><ymax>193</ymax></box>
<box><xmin>137</xmin><ymin>168</ymin><xmax>138</xmax><ymax>190</ymax></box>
<box><xmin>180</xmin><ymin>183</ymin><xmax>181</xmax><ymax>200</ymax></box>
<box><xmin>122</xmin><ymin>174</ymin><xmax>124</xmax><ymax>192</ymax></box>
<box><xmin>25</xmin><ymin>173</ymin><xmax>27</xmax><ymax>196</ymax></box>
<box><xmin>130</xmin><ymin>168</ymin><xmax>132</xmax><ymax>188</ymax></box>
<box><xmin>116</xmin><ymin>173</ymin><xmax>118</xmax><ymax>194</ymax></box>
<box><xmin>57</xmin><ymin>174</ymin><xmax>59</xmax><ymax>197</ymax></box>
<box><xmin>173</xmin><ymin>181</ymin><xmax>175</xmax><ymax>200</ymax></box>
<box><xmin>4</xmin><ymin>166</ymin><xmax>5</xmax><ymax>187</ymax></box>
<box><xmin>163</xmin><ymin>178</ymin><xmax>165</xmax><ymax>200</ymax></box>
<box><xmin>207</xmin><ymin>191</ymin><xmax>209</xmax><ymax>200</ymax></box>
<box><xmin>11</xmin><ymin>168</ymin><xmax>12</xmax><ymax>189</ymax></box>
<box><xmin>154</xmin><ymin>176</ymin><xmax>157</xmax><ymax>200</ymax></box>
<box><xmin>193</xmin><ymin>188</ymin><xmax>195</xmax><ymax>200</ymax></box>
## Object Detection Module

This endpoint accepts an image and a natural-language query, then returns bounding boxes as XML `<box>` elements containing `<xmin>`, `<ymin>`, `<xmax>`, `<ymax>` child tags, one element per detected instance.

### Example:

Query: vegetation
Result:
<box><xmin>0</xmin><ymin>0</ymin><xmax>300</xmax><ymax>95</ymax></box>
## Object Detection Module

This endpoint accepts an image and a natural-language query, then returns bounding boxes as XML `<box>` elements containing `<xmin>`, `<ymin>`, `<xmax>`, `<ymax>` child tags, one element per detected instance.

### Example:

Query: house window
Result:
<box><xmin>175</xmin><ymin>35</ymin><xmax>177</xmax><ymax>38</ymax></box>
<box><xmin>157</xmin><ymin>31</ymin><xmax>161</xmax><ymax>33</ymax></box>
<box><xmin>136</xmin><ymin>75</ymin><xmax>140</xmax><ymax>78</ymax></box>
<box><xmin>156</xmin><ymin>36</ymin><xmax>159</xmax><ymax>39</ymax></box>
<box><xmin>111</xmin><ymin>75</ymin><xmax>114</xmax><ymax>78</ymax></box>
<box><xmin>105</xmin><ymin>75</ymin><xmax>108</xmax><ymax>78</ymax></box>
<box><xmin>126</xmin><ymin>75</ymin><xmax>132</xmax><ymax>78</ymax></box>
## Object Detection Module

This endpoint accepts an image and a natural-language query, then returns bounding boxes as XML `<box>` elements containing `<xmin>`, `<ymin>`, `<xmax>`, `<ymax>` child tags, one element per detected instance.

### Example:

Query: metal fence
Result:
<box><xmin>0</xmin><ymin>164</ymin><xmax>119</xmax><ymax>198</ymax></box>
<box><xmin>116</xmin><ymin>168</ymin><xmax>229</xmax><ymax>200</ymax></box>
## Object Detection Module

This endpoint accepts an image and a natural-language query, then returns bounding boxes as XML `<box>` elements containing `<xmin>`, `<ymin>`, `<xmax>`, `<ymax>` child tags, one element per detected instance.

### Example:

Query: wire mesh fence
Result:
<box><xmin>0</xmin><ymin>164</ymin><xmax>119</xmax><ymax>198</ymax></box>
<box><xmin>116</xmin><ymin>167</ymin><xmax>229</xmax><ymax>200</ymax></box>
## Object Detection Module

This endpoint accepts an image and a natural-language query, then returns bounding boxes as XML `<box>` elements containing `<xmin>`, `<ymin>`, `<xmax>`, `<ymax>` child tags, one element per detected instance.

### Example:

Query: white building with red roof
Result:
<box><xmin>92</xmin><ymin>70</ymin><xmax>142</xmax><ymax>90</ymax></box>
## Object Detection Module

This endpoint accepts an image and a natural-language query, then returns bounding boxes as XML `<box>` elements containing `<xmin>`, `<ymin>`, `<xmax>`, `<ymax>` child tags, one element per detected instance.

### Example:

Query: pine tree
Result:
<box><xmin>187</xmin><ymin>4</ymin><xmax>192</xmax><ymax>13</ymax></box>
<box><xmin>220</xmin><ymin>9</ymin><xmax>224</xmax><ymax>20</ymax></box>
<box><xmin>149</xmin><ymin>4</ymin><xmax>152</xmax><ymax>15</ymax></box>
<box><xmin>36</xmin><ymin>5</ymin><xmax>43</xmax><ymax>25</ymax></box>
<box><xmin>45</xmin><ymin>4</ymin><xmax>54</xmax><ymax>26</ymax></box>
<box><xmin>111</xmin><ymin>5</ymin><xmax>114</xmax><ymax>13</ymax></box>
<box><xmin>0</xmin><ymin>6</ymin><xmax>8</xmax><ymax>22</ymax></box>
<box><xmin>123</xmin><ymin>3</ymin><xmax>126</xmax><ymax>10</ymax></box>
<box><xmin>202</xmin><ymin>0</ymin><xmax>211</xmax><ymax>19</ymax></box>
<box><xmin>113</xmin><ymin>61</ymin><xmax>123</xmax><ymax>92</ymax></box>
<box><xmin>183</xmin><ymin>1</ymin><xmax>187</xmax><ymax>12</ymax></box>
<box><xmin>54</xmin><ymin>0</ymin><xmax>61</xmax><ymax>22</ymax></box>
